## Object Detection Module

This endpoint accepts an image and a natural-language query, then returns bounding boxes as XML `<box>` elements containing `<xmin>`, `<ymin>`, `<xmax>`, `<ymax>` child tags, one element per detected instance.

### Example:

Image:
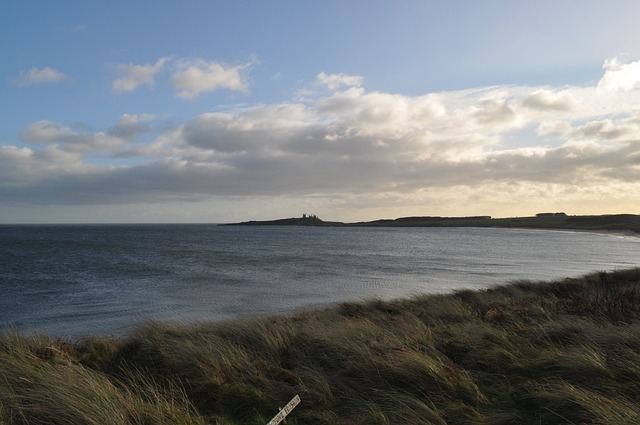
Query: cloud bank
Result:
<box><xmin>3</xmin><ymin>57</ymin><xmax>640</xmax><ymax>219</ymax></box>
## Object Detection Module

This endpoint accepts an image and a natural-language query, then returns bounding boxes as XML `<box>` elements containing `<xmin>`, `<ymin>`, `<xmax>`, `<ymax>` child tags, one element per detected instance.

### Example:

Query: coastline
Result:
<box><xmin>225</xmin><ymin>213</ymin><xmax>640</xmax><ymax>236</ymax></box>
<box><xmin>3</xmin><ymin>213</ymin><xmax>638</xmax><ymax>234</ymax></box>
<box><xmin>5</xmin><ymin>224</ymin><xmax>639</xmax><ymax>341</ymax></box>
<box><xmin>2</xmin><ymin>268</ymin><xmax>640</xmax><ymax>424</ymax></box>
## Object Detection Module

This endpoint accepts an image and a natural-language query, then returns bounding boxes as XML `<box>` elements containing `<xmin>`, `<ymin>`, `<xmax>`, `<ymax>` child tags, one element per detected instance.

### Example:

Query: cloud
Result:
<box><xmin>111</xmin><ymin>55</ymin><xmax>255</xmax><ymax>96</ymax></box>
<box><xmin>172</xmin><ymin>57</ymin><xmax>256</xmax><ymax>99</ymax></box>
<box><xmin>473</xmin><ymin>98</ymin><xmax>521</xmax><ymax>127</ymax></box>
<box><xmin>598</xmin><ymin>57</ymin><xmax>640</xmax><ymax>92</ymax></box>
<box><xmin>536</xmin><ymin>120</ymin><xmax>573</xmax><ymax>137</ymax></box>
<box><xmin>316</xmin><ymin>72</ymin><xmax>364</xmax><ymax>90</ymax></box>
<box><xmin>21</xmin><ymin>120</ymin><xmax>88</xmax><ymax>144</ymax></box>
<box><xmin>20</xmin><ymin>115</ymin><xmax>155</xmax><ymax>154</ymax></box>
<box><xmin>107</xmin><ymin>114</ymin><xmax>155</xmax><ymax>139</ymax></box>
<box><xmin>112</xmin><ymin>57</ymin><xmax>169</xmax><ymax>93</ymax></box>
<box><xmin>0</xmin><ymin>144</ymin><xmax>87</xmax><ymax>190</ymax></box>
<box><xmin>15</xmin><ymin>67</ymin><xmax>67</xmax><ymax>87</ymax></box>
<box><xmin>3</xmin><ymin>56</ymin><xmax>640</xmax><ymax>218</ymax></box>
<box><xmin>522</xmin><ymin>90</ymin><xmax>577</xmax><ymax>112</ymax></box>
<box><xmin>570</xmin><ymin>117</ymin><xmax>640</xmax><ymax>142</ymax></box>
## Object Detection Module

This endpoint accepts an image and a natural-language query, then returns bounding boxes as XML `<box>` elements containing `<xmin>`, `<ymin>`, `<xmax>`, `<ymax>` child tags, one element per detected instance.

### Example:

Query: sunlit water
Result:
<box><xmin>1</xmin><ymin>224</ymin><xmax>639</xmax><ymax>338</ymax></box>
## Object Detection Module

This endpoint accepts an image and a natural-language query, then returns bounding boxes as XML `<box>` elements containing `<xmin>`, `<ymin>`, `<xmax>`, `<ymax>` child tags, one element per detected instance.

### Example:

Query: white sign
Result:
<box><xmin>267</xmin><ymin>394</ymin><xmax>300</xmax><ymax>425</ymax></box>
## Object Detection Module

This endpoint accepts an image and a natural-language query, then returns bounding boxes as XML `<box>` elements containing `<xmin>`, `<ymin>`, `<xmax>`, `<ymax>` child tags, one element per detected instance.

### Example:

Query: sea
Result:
<box><xmin>1</xmin><ymin>224</ymin><xmax>639</xmax><ymax>338</ymax></box>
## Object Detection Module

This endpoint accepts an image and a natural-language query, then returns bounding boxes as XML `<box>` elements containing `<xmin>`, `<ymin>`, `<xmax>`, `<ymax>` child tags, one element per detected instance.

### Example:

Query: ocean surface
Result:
<box><xmin>1</xmin><ymin>224</ymin><xmax>639</xmax><ymax>338</ymax></box>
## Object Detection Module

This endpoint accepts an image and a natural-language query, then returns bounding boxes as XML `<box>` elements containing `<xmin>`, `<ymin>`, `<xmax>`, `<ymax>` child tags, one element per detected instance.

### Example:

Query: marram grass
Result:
<box><xmin>2</xmin><ymin>268</ymin><xmax>640</xmax><ymax>424</ymax></box>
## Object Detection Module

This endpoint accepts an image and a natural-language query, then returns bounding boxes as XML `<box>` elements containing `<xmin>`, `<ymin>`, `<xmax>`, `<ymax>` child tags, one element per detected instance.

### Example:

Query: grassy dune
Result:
<box><xmin>2</xmin><ymin>269</ymin><xmax>640</xmax><ymax>424</ymax></box>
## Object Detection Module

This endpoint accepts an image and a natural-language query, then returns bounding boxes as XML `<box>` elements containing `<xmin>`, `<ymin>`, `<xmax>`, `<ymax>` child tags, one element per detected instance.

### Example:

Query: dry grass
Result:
<box><xmin>2</xmin><ymin>268</ymin><xmax>640</xmax><ymax>424</ymax></box>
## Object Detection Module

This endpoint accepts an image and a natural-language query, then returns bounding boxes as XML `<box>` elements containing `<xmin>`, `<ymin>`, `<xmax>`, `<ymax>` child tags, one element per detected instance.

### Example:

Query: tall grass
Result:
<box><xmin>2</xmin><ymin>268</ymin><xmax>640</xmax><ymax>424</ymax></box>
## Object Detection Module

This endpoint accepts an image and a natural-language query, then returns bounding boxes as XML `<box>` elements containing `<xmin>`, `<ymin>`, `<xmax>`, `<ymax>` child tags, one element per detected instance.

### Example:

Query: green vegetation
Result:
<box><xmin>3</xmin><ymin>269</ymin><xmax>640</xmax><ymax>424</ymax></box>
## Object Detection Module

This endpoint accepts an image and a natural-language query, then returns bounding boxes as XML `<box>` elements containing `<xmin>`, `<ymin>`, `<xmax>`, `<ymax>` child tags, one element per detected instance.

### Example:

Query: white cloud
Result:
<box><xmin>522</xmin><ymin>90</ymin><xmax>577</xmax><ymax>112</ymax></box>
<box><xmin>15</xmin><ymin>67</ymin><xmax>67</xmax><ymax>87</ymax></box>
<box><xmin>0</xmin><ymin>146</ymin><xmax>33</xmax><ymax>164</ymax></box>
<box><xmin>3</xmin><ymin>56</ymin><xmax>640</xmax><ymax>219</ymax></box>
<box><xmin>598</xmin><ymin>57</ymin><xmax>640</xmax><ymax>92</ymax></box>
<box><xmin>21</xmin><ymin>120</ymin><xmax>86</xmax><ymax>144</ymax></box>
<box><xmin>0</xmin><ymin>144</ymin><xmax>88</xmax><ymax>188</ymax></box>
<box><xmin>570</xmin><ymin>117</ymin><xmax>640</xmax><ymax>141</ymax></box>
<box><xmin>112</xmin><ymin>57</ymin><xmax>169</xmax><ymax>93</ymax></box>
<box><xmin>19</xmin><ymin>116</ymin><xmax>154</xmax><ymax>154</ymax></box>
<box><xmin>536</xmin><ymin>120</ymin><xmax>573</xmax><ymax>136</ymax></box>
<box><xmin>172</xmin><ymin>58</ymin><xmax>256</xmax><ymax>99</ymax></box>
<box><xmin>316</xmin><ymin>72</ymin><xmax>364</xmax><ymax>90</ymax></box>
<box><xmin>107</xmin><ymin>114</ymin><xmax>156</xmax><ymax>139</ymax></box>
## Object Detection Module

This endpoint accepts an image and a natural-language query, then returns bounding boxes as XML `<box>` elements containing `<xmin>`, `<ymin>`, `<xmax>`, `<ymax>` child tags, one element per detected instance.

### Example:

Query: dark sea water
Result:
<box><xmin>1</xmin><ymin>224</ymin><xmax>639</xmax><ymax>338</ymax></box>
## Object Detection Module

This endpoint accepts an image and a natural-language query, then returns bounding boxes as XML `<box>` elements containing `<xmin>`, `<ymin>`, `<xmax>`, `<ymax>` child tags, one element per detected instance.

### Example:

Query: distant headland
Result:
<box><xmin>225</xmin><ymin>212</ymin><xmax>640</xmax><ymax>234</ymax></box>
<box><xmin>224</xmin><ymin>213</ymin><xmax>343</xmax><ymax>226</ymax></box>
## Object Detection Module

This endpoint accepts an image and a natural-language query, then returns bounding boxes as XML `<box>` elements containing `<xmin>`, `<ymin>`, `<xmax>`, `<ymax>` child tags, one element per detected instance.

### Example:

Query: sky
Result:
<box><xmin>2</xmin><ymin>1</ymin><xmax>640</xmax><ymax>223</ymax></box>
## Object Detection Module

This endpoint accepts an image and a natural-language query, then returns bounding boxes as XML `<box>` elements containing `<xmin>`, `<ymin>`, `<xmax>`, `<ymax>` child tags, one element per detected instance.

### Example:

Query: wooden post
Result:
<box><xmin>267</xmin><ymin>395</ymin><xmax>300</xmax><ymax>425</ymax></box>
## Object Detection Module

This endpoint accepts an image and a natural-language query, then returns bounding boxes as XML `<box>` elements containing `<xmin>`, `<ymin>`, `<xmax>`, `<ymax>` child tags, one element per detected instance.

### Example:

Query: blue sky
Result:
<box><xmin>2</xmin><ymin>1</ymin><xmax>640</xmax><ymax>223</ymax></box>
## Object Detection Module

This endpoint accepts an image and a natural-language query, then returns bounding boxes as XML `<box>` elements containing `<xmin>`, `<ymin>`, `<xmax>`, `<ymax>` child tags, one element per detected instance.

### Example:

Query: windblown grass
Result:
<box><xmin>2</xmin><ymin>268</ymin><xmax>640</xmax><ymax>424</ymax></box>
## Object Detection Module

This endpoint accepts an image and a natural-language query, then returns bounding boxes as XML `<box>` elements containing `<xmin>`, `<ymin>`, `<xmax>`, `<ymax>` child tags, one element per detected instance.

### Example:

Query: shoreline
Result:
<box><xmin>4</xmin><ymin>224</ymin><xmax>639</xmax><ymax>340</ymax></box>
<box><xmin>2</xmin><ymin>268</ymin><xmax>640</xmax><ymax>424</ymax></box>
<box><xmin>225</xmin><ymin>213</ymin><xmax>640</xmax><ymax>235</ymax></box>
